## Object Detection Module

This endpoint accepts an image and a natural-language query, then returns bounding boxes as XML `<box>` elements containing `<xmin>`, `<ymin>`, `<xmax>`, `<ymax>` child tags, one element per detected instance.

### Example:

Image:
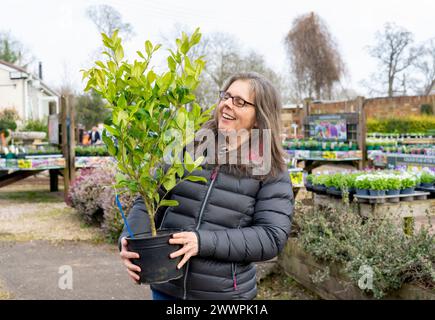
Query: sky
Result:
<box><xmin>1</xmin><ymin>0</ymin><xmax>434</xmax><ymax>96</ymax></box>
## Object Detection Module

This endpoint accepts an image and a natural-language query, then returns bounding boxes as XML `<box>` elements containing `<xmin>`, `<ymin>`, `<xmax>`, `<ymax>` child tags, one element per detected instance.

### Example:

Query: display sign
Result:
<box><xmin>307</xmin><ymin>114</ymin><xmax>348</xmax><ymax>141</ymax></box>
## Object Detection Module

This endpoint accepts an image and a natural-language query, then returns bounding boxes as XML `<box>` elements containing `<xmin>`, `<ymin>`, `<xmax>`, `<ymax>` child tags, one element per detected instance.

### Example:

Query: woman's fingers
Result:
<box><xmin>120</xmin><ymin>250</ymin><xmax>140</xmax><ymax>260</ymax></box>
<box><xmin>120</xmin><ymin>237</ymin><xmax>141</xmax><ymax>283</ymax></box>
<box><xmin>127</xmin><ymin>269</ymin><xmax>140</xmax><ymax>283</ymax></box>
<box><xmin>177</xmin><ymin>253</ymin><xmax>192</xmax><ymax>270</ymax></box>
<box><xmin>123</xmin><ymin>259</ymin><xmax>141</xmax><ymax>273</ymax></box>
<box><xmin>169</xmin><ymin>246</ymin><xmax>189</xmax><ymax>259</ymax></box>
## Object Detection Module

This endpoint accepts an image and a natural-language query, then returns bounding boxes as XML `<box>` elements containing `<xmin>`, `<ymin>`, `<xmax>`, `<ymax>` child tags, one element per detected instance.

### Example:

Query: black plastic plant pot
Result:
<box><xmin>356</xmin><ymin>188</ymin><xmax>369</xmax><ymax>196</ymax></box>
<box><xmin>369</xmin><ymin>189</ymin><xmax>385</xmax><ymax>197</ymax></box>
<box><xmin>126</xmin><ymin>229</ymin><xmax>184</xmax><ymax>284</ymax></box>
<box><xmin>400</xmin><ymin>187</ymin><xmax>415</xmax><ymax>195</ymax></box>
<box><xmin>421</xmin><ymin>183</ymin><xmax>433</xmax><ymax>188</ymax></box>
<box><xmin>387</xmin><ymin>189</ymin><xmax>400</xmax><ymax>196</ymax></box>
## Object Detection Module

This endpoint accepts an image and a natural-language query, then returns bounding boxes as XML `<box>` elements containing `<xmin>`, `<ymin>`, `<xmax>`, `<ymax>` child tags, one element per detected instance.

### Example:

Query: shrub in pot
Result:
<box><xmin>82</xmin><ymin>29</ymin><xmax>212</xmax><ymax>284</ymax></box>
<box><xmin>368</xmin><ymin>175</ymin><xmax>387</xmax><ymax>196</ymax></box>
<box><xmin>355</xmin><ymin>175</ymin><xmax>370</xmax><ymax>195</ymax></box>
<box><xmin>312</xmin><ymin>174</ymin><xmax>328</xmax><ymax>193</ymax></box>
<box><xmin>385</xmin><ymin>175</ymin><xmax>401</xmax><ymax>196</ymax></box>
<box><xmin>400</xmin><ymin>174</ymin><xmax>417</xmax><ymax>194</ymax></box>
<box><xmin>420</xmin><ymin>171</ymin><xmax>435</xmax><ymax>188</ymax></box>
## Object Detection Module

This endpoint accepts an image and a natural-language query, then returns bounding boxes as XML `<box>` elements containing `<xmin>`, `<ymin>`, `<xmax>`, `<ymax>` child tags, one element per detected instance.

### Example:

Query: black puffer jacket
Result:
<box><xmin>119</xmin><ymin>164</ymin><xmax>294</xmax><ymax>300</ymax></box>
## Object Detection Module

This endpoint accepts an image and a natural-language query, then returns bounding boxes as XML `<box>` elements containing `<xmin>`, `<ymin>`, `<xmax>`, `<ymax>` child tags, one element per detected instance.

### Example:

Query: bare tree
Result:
<box><xmin>367</xmin><ymin>23</ymin><xmax>421</xmax><ymax>97</ymax></box>
<box><xmin>0</xmin><ymin>31</ymin><xmax>35</xmax><ymax>68</ymax></box>
<box><xmin>86</xmin><ymin>4</ymin><xmax>134</xmax><ymax>40</ymax></box>
<box><xmin>414</xmin><ymin>38</ymin><xmax>435</xmax><ymax>95</ymax></box>
<box><xmin>160</xmin><ymin>28</ymin><xmax>283</xmax><ymax>108</ymax></box>
<box><xmin>284</xmin><ymin>12</ymin><xmax>345</xmax><ymax>100</ymax></box>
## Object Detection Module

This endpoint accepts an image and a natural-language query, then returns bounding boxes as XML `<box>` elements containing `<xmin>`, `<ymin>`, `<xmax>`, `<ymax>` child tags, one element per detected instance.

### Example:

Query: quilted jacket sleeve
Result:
<box><xmin>195</xmin><ymin>170</ymin><xmax>294</xmax><ymax>262</ymax></box>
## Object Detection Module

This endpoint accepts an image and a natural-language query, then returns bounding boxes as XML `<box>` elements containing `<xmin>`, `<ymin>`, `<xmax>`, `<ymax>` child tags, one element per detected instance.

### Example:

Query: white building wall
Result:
<box><xmin>0</xmin><ymin>67</ymin><xmax>25</xmax><ymax>119</ymax></box>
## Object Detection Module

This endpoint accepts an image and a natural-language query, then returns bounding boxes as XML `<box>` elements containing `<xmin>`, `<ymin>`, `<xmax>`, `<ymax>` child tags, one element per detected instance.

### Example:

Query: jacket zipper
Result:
<box><xmin>232</xmin><ymin>263</ymin><xmax>238</xmax><ymax>291</ymax></box>
<box><xmin>182</xmin><ymin>166</ymin><xmax>220</xmax><ymax>300</ymax></box>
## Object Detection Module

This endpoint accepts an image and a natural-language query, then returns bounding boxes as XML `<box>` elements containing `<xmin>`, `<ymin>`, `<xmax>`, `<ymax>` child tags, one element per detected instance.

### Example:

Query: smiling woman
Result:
<box><xmin>119</xmin><ymin>72</ymin><xmax>294</xmax><ymax>300</ymax></box>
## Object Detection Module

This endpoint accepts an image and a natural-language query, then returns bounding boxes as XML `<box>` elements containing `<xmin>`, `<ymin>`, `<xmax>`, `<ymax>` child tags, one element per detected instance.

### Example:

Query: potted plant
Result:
<box><xmin>82</xmin><ymin>29</ymin><xmax>212</xmax><ymax>284</ymax></box>
<box><xmin>368</xmin><ymin>175</ymin><xmax>387</xmax><ymax>197</ymax></box>
<box><xmin>312</xmin><ymin>174</ymin><xmax>328</xmax><ymax>193</ymax></box>
<box><xmin>400</xmin><ymin>174</ymin><xmax>417</xmax><ymax>194</ymax></box>
<box><xmin>355</xmin><ymin>175</ymin><xmax>370</xmax><ymax>196</ymax></box>
<box><xmin>420</xmin><ymin>171</ymin><xmax>435</xmax><ymax>188</ymax></box>
<box><xmin>305</xmin><ymin>174</ymin><xmax>314</xmax><ymax>191</ymax></box>
<box><xmin>350</xmin><ymin>141</ymin><xmax>357</xmax><ymax>151</ymax></box>
<box><xmin>386</xmin><ymin>175</ymin><xmax>401</xmax><ymax>196</ymax></box>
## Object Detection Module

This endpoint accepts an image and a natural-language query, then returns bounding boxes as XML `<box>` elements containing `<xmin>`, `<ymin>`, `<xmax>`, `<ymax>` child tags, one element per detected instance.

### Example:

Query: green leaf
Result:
<box><xmin>185</xmin><ymin>175</ymin><xmax>207</xmax><ymax>183</ymax></box>
<box><xmin>147</xmin><ymin>70</ymin><xmax>156</xmax><ymax>84</ymax></box>
<box><xmin>194</xmin><ymin>155</ymin><xmax>204</xmax><ymax>168</ymax></box>
<box><xmin>102</xmin><ymin>132</ymin><xmax>117</xmax><ymax>156</ymax></box>
<box><xmin>103</xmin><ymin>124</ymin><xmax>119</xmax><ymax>137</ymax></box>
<box><xmin>167</xmin><ymin>56</ymin><xmax>176</xmax><ymax>71</ymax></box>
<box><xmin>137</xmin><ymin>51</ymin><xmax>145</xmax><ymax>59</ymax></box>
<box><xmin>95</xmin><ymin>61</ymin><xmax>106</xmax><ymax>69</ymax></box>
<box><xmin>160</xmin><ymin>199</ymin><xmax>179</xmax><ymax>207</ymax></box>
<box><xmin>175</xmin><ymin>110</ymin><xmax>186</xmax><ymax>129</ymax></box>
<box><xmin>184</xmin><ymin>151</ymin><xmax>195</xmax><ymax>172</ymax></box>
<box><xmin>115</xmin><ymin>45</ymin><xmax>124</xmax><ymax>62</ymax></box>
<box><xmin>145</xmin><ymin>40</ymin><xmax>153</xmax><ymax>57</ymax></box>
<box><xmin>162</xmin><ymin>173</ymin><xmax>176</xmax><ymax>191</ymax></box>
<box><xmin>117</xmin><ymin>95</ymin><xmax>127</xmax><ymax>109</ymax></box>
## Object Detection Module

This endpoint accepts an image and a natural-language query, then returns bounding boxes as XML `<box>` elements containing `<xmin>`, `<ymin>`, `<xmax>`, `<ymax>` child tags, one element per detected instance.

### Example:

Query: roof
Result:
<box><xmin>0</xmin><ymin>59</ymin><xmax>59</xmax><ymax>97</ymax></box>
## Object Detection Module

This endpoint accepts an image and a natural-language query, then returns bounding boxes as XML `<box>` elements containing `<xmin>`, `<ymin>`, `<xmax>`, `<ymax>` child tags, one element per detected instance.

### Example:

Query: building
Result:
<box><xmin>0</xmin><ymin>60</ymin><xmax>59</xmax><ymax>123</ymax></box>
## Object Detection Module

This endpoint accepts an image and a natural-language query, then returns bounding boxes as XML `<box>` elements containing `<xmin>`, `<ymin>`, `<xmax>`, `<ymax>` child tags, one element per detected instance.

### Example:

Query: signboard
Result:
<box><xmin>48</xmin><ymin>114</ymin><xmax>59</xmax><ymax>144</ymax></box>
<box><xmin>307</xmin><ymin>114</ymin><xmax>348</xmax><ymax>141</ymax></box>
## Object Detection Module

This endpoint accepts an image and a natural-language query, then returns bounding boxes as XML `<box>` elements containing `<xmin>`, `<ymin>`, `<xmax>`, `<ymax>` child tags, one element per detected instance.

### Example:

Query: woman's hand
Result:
<box><xmin>119</xmin><ymin>237</ymin><xmax>141</xmax><ymax>284</ymax></box>
<box><xmin>169</xmin><ymin>232</ymin><xmax>199</xmax><ymax>269</ymax></box>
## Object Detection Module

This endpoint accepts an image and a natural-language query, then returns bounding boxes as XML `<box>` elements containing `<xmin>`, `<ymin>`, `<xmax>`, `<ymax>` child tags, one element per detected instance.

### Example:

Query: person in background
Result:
<box><xmin>90</xmin><ymin>126</ymin><xmax>101</xmax><ymax>144</ymax></box>
<box><xmin>82</xmin><ymin>132</ymin><xmax>91</xmax><ymax>145</ymax></box>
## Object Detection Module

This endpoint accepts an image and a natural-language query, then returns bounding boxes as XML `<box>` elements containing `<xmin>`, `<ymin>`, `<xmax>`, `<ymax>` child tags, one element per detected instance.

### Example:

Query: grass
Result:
<box><xmin>0</xmin><ymin>189</ymin><xmax>63</xmax><ymax>203</ymax></box>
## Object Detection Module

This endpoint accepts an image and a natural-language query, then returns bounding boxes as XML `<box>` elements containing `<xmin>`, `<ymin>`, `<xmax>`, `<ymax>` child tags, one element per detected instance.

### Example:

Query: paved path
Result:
<box><xmin>0</xmin><ymin>240</ymin><xmax>150</xmax><ymax>300</ymax></box>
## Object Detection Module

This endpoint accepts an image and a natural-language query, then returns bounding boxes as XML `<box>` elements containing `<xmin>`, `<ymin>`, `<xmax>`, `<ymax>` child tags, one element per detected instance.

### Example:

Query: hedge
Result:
<box><xmin>367</xmin><ymin>116</ymin><xmax>435</xmax><ymax>134</ymax></box>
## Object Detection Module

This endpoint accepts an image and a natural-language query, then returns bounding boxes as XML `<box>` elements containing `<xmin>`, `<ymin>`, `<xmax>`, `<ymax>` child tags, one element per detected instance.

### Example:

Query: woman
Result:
<box><xmin>119</xmin><ymin>72</ymin><xmax>294</xmax><ymax>300</ymax></box>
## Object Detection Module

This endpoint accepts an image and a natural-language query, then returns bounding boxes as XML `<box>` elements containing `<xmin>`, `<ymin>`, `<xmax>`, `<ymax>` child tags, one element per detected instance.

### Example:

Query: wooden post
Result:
<box><xmin>61</xmin><ymin>96</ymin><xmax>69</xmax><ymax>198</ymax></box>
<box><xmin>356</xmin><ymin>96</ymin><xmax>367</xmax><ymax>169</ymax></box>
<box><xmin>302</xmin><ymin>98</ymin><xmax>311</xmax><ymax>138</ymax></box>
<box><xmin>68</xmin><ymin>95</ymin><xmax>76</xmax><ymax>183</ymax></box>
<box><xmin>61</xmin><ymin>95</ymin><xmax>76</xmax><ymax>200</ymax></box>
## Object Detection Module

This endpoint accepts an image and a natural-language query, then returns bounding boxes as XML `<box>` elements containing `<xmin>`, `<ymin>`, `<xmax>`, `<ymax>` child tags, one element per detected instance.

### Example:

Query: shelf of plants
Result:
<box><xmin>305</xmin><ymin>168</ymin><xmax>435</xmax><ymax>204</ymax></box>
<box><xmin>0</xmin><ymin>145</ymin><xmax>113</xmax><ymax>170</ymax></box>
<box><xmin>283</xmin><ymin>138</ymin><xmax>362</xmax><ymax>161</ymax></box>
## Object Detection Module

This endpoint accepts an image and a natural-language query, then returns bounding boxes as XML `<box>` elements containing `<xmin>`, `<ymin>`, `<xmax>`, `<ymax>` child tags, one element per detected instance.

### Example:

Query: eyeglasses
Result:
<box><xmin>219</xmin><ymin>91</ymin><xmax>256</xmax><ymax>108</ymax></box>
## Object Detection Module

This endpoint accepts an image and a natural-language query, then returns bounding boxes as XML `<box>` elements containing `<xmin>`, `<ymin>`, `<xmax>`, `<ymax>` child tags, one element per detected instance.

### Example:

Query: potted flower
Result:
<box><xmin>305</xmin><ymin>174</ymin><xmax>314</xmax><ymax>191</ymax></box>
<box><xmin>312</xmin><ymin>174</ymin><xmax>328</xmax><ymax>193</ymax></box>
<box><xmin>355</xmin><ymin>175</ymin><xmax>370</xmax><ymax>196</ymax></box>
<box><xmin>367</xmin><ymin>175</ymin><xmax>387</xmax><ymax>196</ymax></box>
<box><xmin>385</xmin><ymin>175</ymin><xmax>401</xmax><ymax>196</ymax></box>
<box><xmin>400</xmin><ymin>174</ymin><xmax>417</xmax><ymax>194</ymax></box>
<box><xmin>420</xmin><ymin>171</ymin><xmax>435</xmax><ymax>188</ymax></box>
<box><xmin>82</xmin><ymin>29</ymin><xmax>212</xmax><ymax>284</ymax></box>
